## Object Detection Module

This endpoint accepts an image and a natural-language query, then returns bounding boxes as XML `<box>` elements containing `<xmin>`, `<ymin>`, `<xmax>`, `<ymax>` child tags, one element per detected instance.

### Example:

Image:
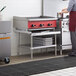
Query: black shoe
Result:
<box><xmin>68</xmin><ymin>52</ymin><xmax>76</xmax><ymax>57</ymax></box>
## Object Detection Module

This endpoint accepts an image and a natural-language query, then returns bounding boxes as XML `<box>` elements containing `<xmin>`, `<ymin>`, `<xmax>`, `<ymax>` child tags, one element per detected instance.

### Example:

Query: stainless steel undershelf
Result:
<box><xmin>31</xmin><ymin>45</ymin><xmax>56</xmax><ymax>50</ymax></box>
<box><xmin>31</xmin><ymin>31</ymin><xmax>61</xmax><ymax>36</ymax></box>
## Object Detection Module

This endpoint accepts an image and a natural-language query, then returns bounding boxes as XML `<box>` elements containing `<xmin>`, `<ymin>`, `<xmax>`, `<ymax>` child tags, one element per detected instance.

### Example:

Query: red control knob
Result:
<box><xmin>40</xmin><ymin>24</ymin><xmax>44</xmax><ymax>27</ymax></box>
<box><xmin>31</xmin><ymin>24</ymin><xmax>36</xmax><ymax>27</ymax></box>
<box><xmin>48</xmin><ymin>24</ymin><xmax>52</xmax><ymax>26</ymax></box>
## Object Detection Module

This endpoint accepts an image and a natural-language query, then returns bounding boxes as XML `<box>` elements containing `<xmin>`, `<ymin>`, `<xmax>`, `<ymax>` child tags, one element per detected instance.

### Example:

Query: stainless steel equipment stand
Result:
<box><xmin>15</xmin><ymin>29</ymin><xmax>61</xmax><ymax>59</ymax></box>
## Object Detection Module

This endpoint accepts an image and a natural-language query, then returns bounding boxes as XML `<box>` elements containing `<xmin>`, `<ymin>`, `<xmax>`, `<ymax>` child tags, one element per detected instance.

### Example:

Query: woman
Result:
<box><xmin>60</xmin><ymin>0</ymin><xmax>76</xmax><ymax>56</ymax></box>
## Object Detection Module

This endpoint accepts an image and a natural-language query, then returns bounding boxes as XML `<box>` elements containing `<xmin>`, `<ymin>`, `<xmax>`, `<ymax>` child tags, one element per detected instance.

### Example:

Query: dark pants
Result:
<box><xmin>70</xmin><ymin>31</ymin><xmax>76</xmax><ymax>53</ymax></box>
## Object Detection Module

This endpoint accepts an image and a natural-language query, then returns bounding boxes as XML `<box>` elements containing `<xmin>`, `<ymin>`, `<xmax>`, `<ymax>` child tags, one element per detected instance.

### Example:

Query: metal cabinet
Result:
<box><xmin>0</xmin><ymin>21</ymin><xmax>11</xmax><ymax>64</ymax></box>
<box><xmin>61</xmin><ymin>19</ymin><xmax>72</xmax><ymax>50</ymax></box>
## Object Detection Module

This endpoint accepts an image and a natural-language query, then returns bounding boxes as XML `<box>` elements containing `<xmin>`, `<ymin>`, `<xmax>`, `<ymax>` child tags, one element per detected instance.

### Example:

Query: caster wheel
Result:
<box><xmin>4</xmin><ymin>57</ymin><xmax>10</xmax><ymax>64</ymax></box>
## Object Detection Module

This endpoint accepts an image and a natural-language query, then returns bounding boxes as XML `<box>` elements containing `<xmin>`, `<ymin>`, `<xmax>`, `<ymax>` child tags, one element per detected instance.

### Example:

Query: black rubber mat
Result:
<box><xmin>0</xmin><ymin>56</ymin><xmax>76</xmax><ymax>76</ymax></box>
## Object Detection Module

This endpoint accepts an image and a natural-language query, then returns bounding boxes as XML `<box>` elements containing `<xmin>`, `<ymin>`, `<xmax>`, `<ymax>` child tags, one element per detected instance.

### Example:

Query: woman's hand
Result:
<box><xmin>62</xmin><ymin>8</ymin><xmax>67</xmax><ymax>11</ymax></box>
<box><xmin>59</xmin><ymin>8</ymin><xmax>68</xmax><ymax>14</ymax></box>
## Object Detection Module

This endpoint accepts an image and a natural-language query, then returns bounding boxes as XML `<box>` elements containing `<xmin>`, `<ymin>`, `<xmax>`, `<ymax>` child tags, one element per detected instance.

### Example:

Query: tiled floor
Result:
<box><xmin>0</xmin><ymin>51</ymin><xmax>68</xmax><ymax>66</ymax></box>
<box><xmin>31</xmin><ymin>67</ymin><xmax>76</xmax><ymax>76</ymax></box>
<box><xmin>1</xmin><ymin>50</ymin><xmax>75</xmax><ymax>76</ymax></box>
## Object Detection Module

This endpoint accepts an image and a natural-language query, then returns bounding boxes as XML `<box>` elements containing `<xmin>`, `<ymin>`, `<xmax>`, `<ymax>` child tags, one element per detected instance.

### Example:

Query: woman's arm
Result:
<box><xmin>59</xmin><ymin>8</ymin><xmax>69</xmax><ymax>14</ymax></box>
<box><xmin>59</xmin><ymin>0</ymin><xmax>75</xmax><ymax>14</ymax></box>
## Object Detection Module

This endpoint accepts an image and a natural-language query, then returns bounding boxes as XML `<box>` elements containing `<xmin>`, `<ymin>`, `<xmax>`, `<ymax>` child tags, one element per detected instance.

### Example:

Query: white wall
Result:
<box><xmin>0</xmin><ymin>0</ymin><xmax>41</xmax><ymax>56</ymax></box>
<box><xmin>0</xmin><ymin>0</ymin><xmax>41</xmax><ymax>20</ymax></box>
<box><xmin>43</xmin><ymin>0</ymin><xmax>69</xmax><ymax>17</ymax></box>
